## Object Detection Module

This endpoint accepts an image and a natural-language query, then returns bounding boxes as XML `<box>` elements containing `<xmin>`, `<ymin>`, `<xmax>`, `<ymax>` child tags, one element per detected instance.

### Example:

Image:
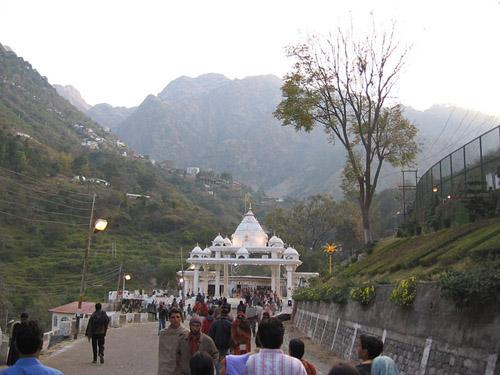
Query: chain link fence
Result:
<box><xmin>414</xmin><ymin>126</ymin><xmax>500</xmax><ymax>229</ymax></box>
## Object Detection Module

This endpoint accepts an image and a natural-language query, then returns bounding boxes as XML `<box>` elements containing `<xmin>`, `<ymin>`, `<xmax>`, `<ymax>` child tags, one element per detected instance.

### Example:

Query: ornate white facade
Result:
<box><xmin>180</xmin><ymin>209</ymin><xmax>315</xmax><ymax>301</ymax></box>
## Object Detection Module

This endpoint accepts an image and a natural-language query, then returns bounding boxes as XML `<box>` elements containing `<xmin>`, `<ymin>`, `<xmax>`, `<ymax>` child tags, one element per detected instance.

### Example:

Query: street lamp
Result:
<box><xmin>123</xmin><ymin>273</ymin><xmax>131</xmax><ymax>291</ymax></box>
<box><xmin>75</xmin><ymin>193</ymin><xmax>108</xmax><ymax>339</ymax></box>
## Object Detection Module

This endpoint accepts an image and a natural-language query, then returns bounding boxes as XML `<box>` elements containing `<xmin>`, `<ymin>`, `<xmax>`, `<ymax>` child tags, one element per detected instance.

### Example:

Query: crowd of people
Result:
<box><xmin>157</xmin><ymin>298</ymin><xmax>400</xmax><ymax>375</ymax></box>
<box><xmin>2</xmin><ymin>300</ymin><xmax>400</xmax><ymax>375</ymax></box>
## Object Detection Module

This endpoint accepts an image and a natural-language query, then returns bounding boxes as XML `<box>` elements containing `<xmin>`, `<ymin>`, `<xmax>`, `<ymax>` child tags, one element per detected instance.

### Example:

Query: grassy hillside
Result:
<box><xmin>343</xmin><ymin>218</ymin><xmax>500</xmax><ymax>283</ymax></box>
<box><xmin>0</xmin><ymin>43</ymin><xmax>261</xmax><ymax>330</ymax></box>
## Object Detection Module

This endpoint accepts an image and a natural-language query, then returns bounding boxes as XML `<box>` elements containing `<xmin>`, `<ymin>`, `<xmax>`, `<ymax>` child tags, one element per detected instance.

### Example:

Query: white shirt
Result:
<box><xmin>246</xmin><ymin>349</ymin><xmax>307</xmax><ymax>375</ymax></box>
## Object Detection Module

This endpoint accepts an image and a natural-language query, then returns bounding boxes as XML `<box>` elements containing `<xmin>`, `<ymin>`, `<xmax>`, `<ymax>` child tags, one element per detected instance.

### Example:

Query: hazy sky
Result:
<box><xmin>1</xmin><ymin>0</ymin><xmax>499</xmax><ymax>116</ymax></box>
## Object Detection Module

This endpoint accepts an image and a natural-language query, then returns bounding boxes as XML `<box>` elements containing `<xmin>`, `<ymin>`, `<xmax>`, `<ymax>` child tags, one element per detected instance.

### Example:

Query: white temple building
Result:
<box><xmin>178</xmin><ymin>209</ymin><xmax>319</xmax><ymax>302</ymax></box>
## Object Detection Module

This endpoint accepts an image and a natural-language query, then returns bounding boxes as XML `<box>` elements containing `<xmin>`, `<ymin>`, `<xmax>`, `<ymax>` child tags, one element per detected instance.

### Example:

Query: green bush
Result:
<box><xmin>439</xmin><ymin>260</ymin><xmax>500</xmax><ymax>308</ymax></box>
<box><xmin>350</xmin><ymin>284</ymin><xmax>376</xmax><ymax>305</ymax></box>
<box><xmin>390</xmin><ymin>277</ymin><xmax>417</xmax><ymax>307</ymax></box>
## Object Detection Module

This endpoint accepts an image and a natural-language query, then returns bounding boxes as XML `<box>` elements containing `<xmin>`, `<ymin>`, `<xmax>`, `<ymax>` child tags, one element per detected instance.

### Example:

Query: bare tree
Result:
<box><xmin>275</xmin><ymin>27</ymin><xmax>417</xmax><ymax>244</ymax></box>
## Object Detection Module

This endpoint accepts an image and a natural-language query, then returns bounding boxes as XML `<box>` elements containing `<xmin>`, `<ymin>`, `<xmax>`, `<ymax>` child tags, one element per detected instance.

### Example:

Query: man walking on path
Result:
<box><xmin>85</xmin><ymin>303</ymin><xmax>110</xmax><ymax>364</ymax></box>
<box><xmin>178</xmin><ymin>316</ymin><xmax>219</xmax><ymax>374</ymax></box>
<box><xmin>158</xmin><ymin>302</ymin><xmax>168</xmax><ymax>334</ymax></box>
<box><xmin>208</xmin><ymin>306</ymin><xmax>232</xmax><ymax>359</ymax></box>
<box><xmin>6</xmin><ymin>312</ymin><xmax>29</xmax><ymax>366</ymax></box>
<box><xmin>1</xmin><ymin>320</ymin><xmax>63</xmax><ymax>375</ymax></box>
<box><xmin>246</xmin><ymin>317</ymin><xmax>306</xmax><ymax>375</ymax></box>
<box><xmin>158</xmin><ymin>307</ymin><xmax>188</xmax><ymax>375</ymax></box>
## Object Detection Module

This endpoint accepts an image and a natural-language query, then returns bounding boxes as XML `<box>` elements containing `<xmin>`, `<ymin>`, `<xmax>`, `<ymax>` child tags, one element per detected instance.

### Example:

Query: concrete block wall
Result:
<box><xmin>294</xmin><ymin>283</ymin><xmax>500</xmax><ymax>375</ymax></box>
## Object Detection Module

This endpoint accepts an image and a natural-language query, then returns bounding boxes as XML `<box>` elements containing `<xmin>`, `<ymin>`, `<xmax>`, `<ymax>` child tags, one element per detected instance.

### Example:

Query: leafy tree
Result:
<box><xmin>275</xmin><ymin>27</ymin><xmax>418</xmax><ymax>244</ymax></box>
<box><xmin>265</xmin><ymin>194</ymin><xmax>362</xmax><ymax>253</ymax></box>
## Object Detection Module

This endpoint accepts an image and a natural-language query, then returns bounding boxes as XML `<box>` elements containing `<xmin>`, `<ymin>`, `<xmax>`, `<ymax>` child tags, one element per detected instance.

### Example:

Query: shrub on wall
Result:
<box><xmin>390</xmin><ymin>277</ymin><xmax>417</xmax><ymax>307</ymax></box>
<box><xmin>439</xmin><ymin>260</ymin><xmax>500</xmax><ymax>308</ymax></box>
<box><xmin>350</xmin><ymin>284</ymin><xmax>376</xmax><ymax>305</ymax></box>
<box><xmin>293</xmin><ymin>278</ymin><xmax>350</xmax><ymax>304</ymax></box>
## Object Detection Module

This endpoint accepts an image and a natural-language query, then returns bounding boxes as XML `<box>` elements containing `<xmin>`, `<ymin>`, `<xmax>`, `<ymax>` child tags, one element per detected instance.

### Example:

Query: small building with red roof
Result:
<box><xmin>48</xmin><ymin>301</ymin><xmax>96</xmax><ymax>332</ymax></box>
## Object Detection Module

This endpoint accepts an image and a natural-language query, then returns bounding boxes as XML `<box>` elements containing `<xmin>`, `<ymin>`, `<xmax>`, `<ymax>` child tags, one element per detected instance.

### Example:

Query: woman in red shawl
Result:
<box><xmin>230</xmin><ymin>311</ymin><xmax>251</xmax><ymax>354</ymax></box>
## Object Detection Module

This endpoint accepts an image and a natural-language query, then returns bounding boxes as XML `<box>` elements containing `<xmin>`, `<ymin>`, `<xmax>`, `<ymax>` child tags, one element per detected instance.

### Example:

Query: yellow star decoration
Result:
<box><xmin>323</xmin><ymin>243</ymin><xmax>337</xmax><ymax>254</ymax></box>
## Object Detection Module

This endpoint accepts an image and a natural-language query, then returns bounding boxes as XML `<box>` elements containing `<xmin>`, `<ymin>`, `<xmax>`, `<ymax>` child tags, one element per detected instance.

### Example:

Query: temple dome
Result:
<box><xmin>203</xmin><ymin>247</ymin><xmax>212</xmax><ymax>257</ymax></box>
<box><xmin>191</xmin><ymin>245</ymin><xmax>203</xmax><ymax>258</ymax></box>
<box><xmin>223</xmin><ymin>237</ymin><xmax>232</xmax><ymax>246</ymax></box>
<box><xmin>284</xmin><ymin>246</ymin><xmax>299</xmax><ymax>260</ymax></box>
<box><xmin>231</xmin><ymin>210</ymin><xmax>268</xmax><ymax>247</ymax></box>
<box><xmin>269</xmin><ymin>235</ymin><xmax>284</xmax><ymax>247</ymax></box>
<box><xmin>236</xmin><ymin>246</ymin><xmax>249</xmax><ymax>259</ymax></box>
<box><xmin>213</xmin><ymin>234</ymin><xmax>224</xmax><ymax>246</ymax></box>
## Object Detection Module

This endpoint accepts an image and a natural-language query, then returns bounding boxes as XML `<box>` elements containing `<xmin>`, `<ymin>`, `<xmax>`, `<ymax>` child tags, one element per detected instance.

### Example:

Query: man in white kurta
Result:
<box><xmin>246</xmin><ymin>317</ymin><xmax>306</xmax><ymax>375</ymax></box>
<box><xmin>158</xmin><ymin>307</ymin><xmax>188</xmax><ymax>375</ymax></box>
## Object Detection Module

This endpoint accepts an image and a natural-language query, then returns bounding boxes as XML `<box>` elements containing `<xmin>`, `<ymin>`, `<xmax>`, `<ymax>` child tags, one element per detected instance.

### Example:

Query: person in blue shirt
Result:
<box><xmin>0</xmin><ymin>320</ymin><xmax>63</xmax><ymax>375</ymax></box>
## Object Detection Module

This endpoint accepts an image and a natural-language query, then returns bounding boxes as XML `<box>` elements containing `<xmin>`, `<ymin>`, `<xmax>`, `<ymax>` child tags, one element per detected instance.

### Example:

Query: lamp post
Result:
<box><xmin>180</xmin><ymin>247</ymin><xmax>186</xmax><ymax>301</ymax></box>
<box><xmin>122</xmin><ymin>273</ymin><xmax>131</xmax><ymax>291</ymax></box>
<box><xmin>74</xmin><ymin>192</ymin><xmax>108</xmax><ymax>339</ymax></box>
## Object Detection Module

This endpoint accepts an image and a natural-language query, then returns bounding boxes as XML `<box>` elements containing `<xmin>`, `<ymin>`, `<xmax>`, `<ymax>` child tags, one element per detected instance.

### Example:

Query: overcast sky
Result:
<box><xmin>1</xmin><ymin>0</ymin><xmax>499</xmax><ymax>116</ymax></box>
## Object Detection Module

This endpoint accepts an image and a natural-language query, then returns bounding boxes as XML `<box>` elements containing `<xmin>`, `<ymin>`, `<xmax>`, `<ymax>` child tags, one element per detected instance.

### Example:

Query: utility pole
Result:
<box><xmin>75</xmin><ymin>192</ymin><xmax>96</xmax><ymax>339</ymax></box>
<box><xmin>116</xmin><ymin>264</ymin><xmax>123</xmax><ymax>294</ymax></box>
<box><xmin>180</xmin><ymin>247</ymin><xmax>185</xmax><ymax>301</ymax></box>
<box><xmin>399</xmin><ymin>170</ymin><xmax>418</xmax><ymax>223</ymax></box>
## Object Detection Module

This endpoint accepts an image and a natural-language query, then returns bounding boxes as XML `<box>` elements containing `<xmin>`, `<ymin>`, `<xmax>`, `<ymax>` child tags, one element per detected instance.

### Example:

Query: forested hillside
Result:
<box><xmin>0</xmin><ymin>44</ymin><xmax>256</xmax><ymax>330</ymax></box>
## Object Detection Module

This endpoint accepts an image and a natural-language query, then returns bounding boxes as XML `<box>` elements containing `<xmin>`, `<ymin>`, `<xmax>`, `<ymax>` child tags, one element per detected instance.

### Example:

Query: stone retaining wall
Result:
<box><xmin>294</xmin><ymin>283</ymin><xmax>500</xmax><ymax>375</ymax></box>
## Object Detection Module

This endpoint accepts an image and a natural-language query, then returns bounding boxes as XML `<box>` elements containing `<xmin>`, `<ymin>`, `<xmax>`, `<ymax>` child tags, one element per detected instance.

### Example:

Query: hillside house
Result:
<box><xmin>48</xmin><ymin>301</ymin><xmax>95</xmax><ymax>332</ymax></box>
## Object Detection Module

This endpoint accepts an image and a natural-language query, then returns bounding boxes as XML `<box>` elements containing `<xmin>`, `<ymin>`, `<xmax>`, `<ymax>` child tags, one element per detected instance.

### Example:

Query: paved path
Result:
<box><xmin>40</xmin><ymin>320</ymin><xmax>342</xmax><ymax>375</ymax></box>
<box><xmin>42</xmin><ymin>322</ymin><xmax>158</xmax><ymax>375</ymax></box>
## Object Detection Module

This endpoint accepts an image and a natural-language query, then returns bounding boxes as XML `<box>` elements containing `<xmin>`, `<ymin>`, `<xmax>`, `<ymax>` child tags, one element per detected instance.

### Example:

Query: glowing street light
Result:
<box><xmin>94</xmin><ymin>218</ymin><xmax>108</xmax><ymax>232</ymax></box>
<box><xmin>123</xmin><ymin>273</ymin><xmax>131</xmax><ymax>291</ymax></box>
<box><xmin>75</xmin><ymin>193</ymin><xmax>108</xmax><ymax>338</ymax></box>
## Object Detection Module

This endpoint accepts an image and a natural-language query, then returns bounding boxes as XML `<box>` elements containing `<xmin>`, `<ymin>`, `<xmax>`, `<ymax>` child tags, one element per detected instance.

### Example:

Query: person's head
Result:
<box><xmin>16</xmin><ymin>320</ymin><xmax>43</xmax><ymax>357</ymax></box>
<box><xmin>190</xmin><ymin>351</ymin><xmax>214</xmax><ymax>375</ymax></box>
<box><xmin>289</xmin><ymin>338</ymin><xmax>305</xmax><ymax>360</ymax></box>
<box><xmin>190</xmin><ymin>316</ymin><xmax>202</xmax><ymax>334</ymax></box>
<box><xmin>168</xmin><ymin>307</ymin><xmax>183</xmax><ymax>328</ymax></box>
<box><xmin>257</xmin><ymin>317</ymin><xmax>284</xmax><ymax>349</ymax></box>
<box><xmin>371</xmin><ymin>355</ymin><xmax>399</xmax><ymax>375</ymax></box>
<box><xmin>221</xmin><ymin>306</ymin><xmax>230</xmax><ymax>316</ymax></box>
<box><xmin>357</xmin><ymin>334</ymin><xmax>384</xmax><ymax>361</ymax></box>
<box><xmin>95</xmin><ymin>303</ymin><xmax>102</xmax><ymax>311</ymax></box>
<box><xmin>208</xmin><ymin>309</ymin><xmax>214</xmax><ymax>317</ymax></box>
<box><xmin>328</xmin><ymin>363</ymin><xmax>360</xmax><ymax>375</ymax></box>
<box><xmin>20</xmin><ymin>312</ymin><xmax>29</xmax><ymax>323</ymax></box>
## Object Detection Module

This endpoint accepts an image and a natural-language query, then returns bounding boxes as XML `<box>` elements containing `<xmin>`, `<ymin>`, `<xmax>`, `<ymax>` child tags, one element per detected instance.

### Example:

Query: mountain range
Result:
<box><xmin>57</xmin><ymin>74</ymin><xmax>499</xmax><ymax>199</ymax></box>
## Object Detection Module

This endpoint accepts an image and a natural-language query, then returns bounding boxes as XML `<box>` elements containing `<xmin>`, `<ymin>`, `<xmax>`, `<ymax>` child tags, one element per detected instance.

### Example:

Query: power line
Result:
<box><xmin>0</xmin><ymin>186</ymin><xmax>91</xmax><ymax>211</ymax></box>
<box><xmin>0</xmin><ymin>198</ymin><xmax>89</xmax><ymax>219</ymax></box>
<box><xmin>0</xmin><ymin>165</ymin><xmax>90</xmax><ymax>197</ymax></box>
<box><xmin>427</xmin><ymin>106</ymin><xmax>456</xmax><ymax>153</ymax></box>
<box><xmin>0</xmin><ymin>174</ymin><xmax>92</xmax><ymax>205</ymax></box>
<box><xmin>0</xmin><ymin>208</ymin><xmax>87</xmax><ymax>226</ymax></box>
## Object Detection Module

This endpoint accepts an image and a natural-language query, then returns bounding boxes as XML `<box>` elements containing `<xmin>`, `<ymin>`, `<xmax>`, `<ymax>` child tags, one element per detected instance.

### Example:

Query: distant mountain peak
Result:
<box><xmin>158</xmin><ymin>73</ymin><xmax>230</xmax><ymax>101</ymax></box>
<box><xmin>53</xmin><ymin>84</ymin><xmax>91</xmax><ymax>112</ymax></box>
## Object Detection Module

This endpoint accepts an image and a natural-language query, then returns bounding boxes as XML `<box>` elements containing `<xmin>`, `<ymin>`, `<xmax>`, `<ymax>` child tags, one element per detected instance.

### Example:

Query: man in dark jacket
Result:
<box><xmin>6</xmin><ymin>312</ymin><xmax>29</xmax><ymax>366</ymax></box>
<box><xmin>208</xmin><ymin>306</ymin><xmax>232</xmax><ymax>358</ymax></box>
<box><xmin>85</xmin><ymin>303</ymin><xmax>110</xmax><ymax>364</ymax></box>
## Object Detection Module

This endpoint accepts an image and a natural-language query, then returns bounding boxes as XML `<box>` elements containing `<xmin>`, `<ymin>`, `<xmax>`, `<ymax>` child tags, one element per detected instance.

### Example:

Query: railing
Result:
<box><xmin>414</xmin><ymin>126</ymin><xmax>500</xmax><ymax>227</ymax></box>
